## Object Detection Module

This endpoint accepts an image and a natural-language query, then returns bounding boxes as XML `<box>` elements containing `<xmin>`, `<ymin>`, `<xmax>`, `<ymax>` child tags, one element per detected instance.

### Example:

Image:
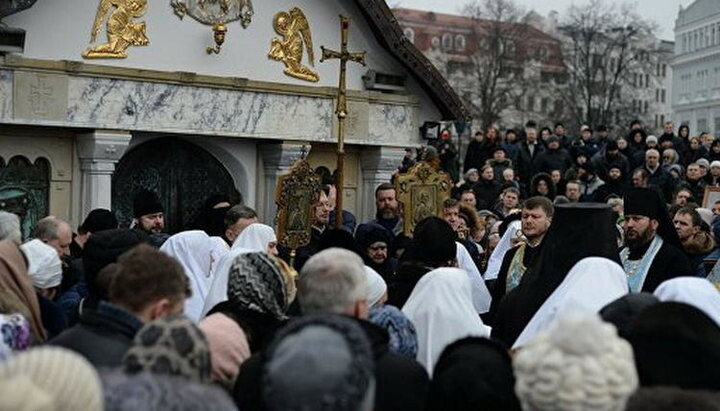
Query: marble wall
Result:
<box><xmin>1</xmin><ymin>69</ymin><xmax>420</xmax><ymax>147</ymax></box>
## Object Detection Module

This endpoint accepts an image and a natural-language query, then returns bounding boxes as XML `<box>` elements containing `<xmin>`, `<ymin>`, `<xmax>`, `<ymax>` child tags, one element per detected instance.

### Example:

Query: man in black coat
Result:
<box><xmin>620</xmin><ymin>188</ymin><xmax>693</xmax><ymax>293</ymax></box>
<box><xmin>643</xmin><ymin>148</ymin><xmax>677</xmax><ymax>203</ymax></box>
<box><xmin>515</xmin><ymin>126</ymin><xmax>544</xmax><ymax>185</ymax></box>
<box><xmin>533</xmin><ymin>136</ymin><xmax>572</xmax><ymax>175</ymax></box>
<box><xmin>234</xmin><ymin>248</ymin><xmax>429</xmax><ymax>411</ymax></box>
<box><xmin>51</xmin><ymin>244</ymin><xmax>189</xmax><ymax>367</ymax></box>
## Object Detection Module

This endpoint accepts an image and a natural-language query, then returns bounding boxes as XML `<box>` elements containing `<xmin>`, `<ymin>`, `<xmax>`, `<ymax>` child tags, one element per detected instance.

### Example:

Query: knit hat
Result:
<box><xmin>20</xmin><ymin>239</ymin><xmax>62</xmax><ymax>289</ymax></box>
<box><xmin>133</xmin><ymin>189</ymin><xmax>164</xmax><ymax>218</ymax></box>
<box><xmin>646</xmin><ymin>135</ymin><xmax>658</xmax><ymax>144</ymax></box>
<box><xmin>124</xmin><ymin>315</ymin><xmax>212</xmax><ymax>384</ymax></box>
<box><xmin>711</xmin><ymin>161</ymin><xmax>720</xmax><ymax>169</ymax></box>
<box><xmin>83</xmin><ymin>228</ymin><xmax>149</xmax><ymax>299</ymax></box>
<box><xmin>199</xmin><ymin>313</ymin><xmax>251</xmax><ymax>387</ymax></box>
<box><xmin>80</xmin><ymin>208</ymin><xmax>118</xmax><ymax>233</ymax></box>
<box><xmin>368</xmin><ymin>305</ymin><xmax>418</xmax><ymax>358</ymax></box>
<box><xmin>0</xmin><ymin>312</ymin><xmax>30</xmax><ymax>360</ymax></box>
<box><xmin>262</xmin><ymin>315</ymin><xmax>375</xmax><ymax>411</ymax></box>
<box><xmin>429</xmin><ymin>337</ymin><xmax>521</xmax><ymax>411</ymax></box>
<box><xmin>0</xmin><ymin>347</ymin><xmax>103</xmax><ymax>411</ymax></box>
<box><xmin>697</xmin><ymin>158</ymin><xmax>711</xmax><ymax>169</ymax></box>
<box><xmin>514</xmin><ymin>313</ymin><xmax>638</xmax><ymax>411</ymax></box>
<box><xmin>227</xmin><ymin>252</ymin><xmax>290</xmax><ymax>321</ymax></box>
<box><xmin>101</xmin><ymin>371</ymin><xmax>237</xmax><ymax>411</ymax></box>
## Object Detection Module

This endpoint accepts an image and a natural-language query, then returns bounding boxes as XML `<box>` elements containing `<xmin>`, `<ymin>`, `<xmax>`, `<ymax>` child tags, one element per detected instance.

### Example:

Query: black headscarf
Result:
<box><xmin>599</xmin><ymin>293</ymin><xmax>659</xmax><ymax>339</ymax></box>
<box><xmin>626</xmin><ymin>302</ymin><xmax>720</xmax><ymax>390</ymax></box>
<box><xmin>428</xmin><ymin>337</ymin><xmax>521</xmax><ymax>411</ymax></box>
<box><xmin>624</xmin><ymin>187</ymin><xmax>681</xmax><ymax>248</ymax></box>
<box><xmin>491</xmin><ymin>203</ymin><xmax>620</xmax><ymax>347</ymax></box>
<box><xmin>401</xmin><ymin>217</ymin><xmax>456</xmax><ymax>267</ymax></box>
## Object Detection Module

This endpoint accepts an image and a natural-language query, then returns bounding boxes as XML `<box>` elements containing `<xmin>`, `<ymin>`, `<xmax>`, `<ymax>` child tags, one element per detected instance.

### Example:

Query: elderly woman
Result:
<box><xmin>20</xmin><ymin>239</ymin><xmax>67</xmax><ymax>338</ymax></box>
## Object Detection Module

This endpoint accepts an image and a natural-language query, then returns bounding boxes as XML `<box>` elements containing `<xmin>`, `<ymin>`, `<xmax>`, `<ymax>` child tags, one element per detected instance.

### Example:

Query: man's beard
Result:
<box><xmin>625</xmin><ymin>226</ymin><xmax>656</xmax><ymax>249</ymax></box>
<box><xmin>378</xmin><ymin>207</ymin><xmax>397</xmax><ymax>219</ymax></box>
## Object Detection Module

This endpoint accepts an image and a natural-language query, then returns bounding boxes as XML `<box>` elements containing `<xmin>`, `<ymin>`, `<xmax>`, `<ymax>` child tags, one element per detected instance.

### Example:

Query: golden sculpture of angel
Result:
<box><xmin>82</xmin><ymin>0</ymin><xmax>149</xmax><ymax>58</ymax></box>
<box><xmin>268</xmin><ymin>7</ymin><xmax>319</xmax><ymax>82</ymax></box>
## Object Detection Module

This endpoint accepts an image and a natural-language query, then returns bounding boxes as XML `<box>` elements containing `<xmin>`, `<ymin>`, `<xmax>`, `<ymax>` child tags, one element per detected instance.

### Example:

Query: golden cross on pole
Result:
<box><xmin>321</xmin><ymin>15</ymin><xmax>366</xmax><ymax>229</ymax></box>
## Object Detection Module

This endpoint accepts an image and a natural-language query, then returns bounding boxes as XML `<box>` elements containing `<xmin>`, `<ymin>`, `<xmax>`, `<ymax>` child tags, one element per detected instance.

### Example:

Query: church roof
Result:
<box><xmin>354</xmin><ymin>0</ymin><xmax>470</xmax><ymax>121</ymax></box>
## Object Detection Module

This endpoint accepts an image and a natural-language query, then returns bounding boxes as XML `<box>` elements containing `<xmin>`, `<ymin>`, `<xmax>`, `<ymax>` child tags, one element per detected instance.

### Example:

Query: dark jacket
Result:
<box><xmin>487</xmin><ymin>158</ymin><xmax>513</xmax><ymax>184</ymax></box>
<box><xmin>233</xmin><ymin>318</ymin><xmax>429</xmax><ymax>411</ymax></box>
<box><xmin>515</xmin><ymin>141</ymin><xmax>544</xmax><ymax>184</ymax></box>
<box><xmin>591</xmin><ymin>151</ymin><xmax>630</xmax><ymax>182</ymax></box>
<box><xmin>645</xmin><ymin>166</ymin><xmax>676</xmax><ymax>203</ymax></box>
<box><xmin>387</xmin><ymin>262</ymin><xmax>431</xmax><ymax>309</ymax></box>
<box><xmin>38</xmin><ymin>294</ymin><xmax>68</xmax><ymax>339</ymax></box>
<box><xmin>50</xmin><ymin>301</ymin><xmax>143</xmax><ymax>368</ymax></box>
<box><xmin>533</xmin><ymin>148</ymin><xmax>573</xmax><ymax>175</ymax></box>
<box><xmin>681</xmin><ymin>178</ymin><xmax>707</xmax><ymax>204</ymax></box>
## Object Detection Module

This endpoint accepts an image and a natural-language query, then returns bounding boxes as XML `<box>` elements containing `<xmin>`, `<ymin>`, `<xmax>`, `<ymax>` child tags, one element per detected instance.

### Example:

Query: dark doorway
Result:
<box><xmin>0</xmin><ymin>156</ymin><xmax>50</xmax><ymax>240</ymax></box>
<box><xmin>112</xmin><ymin>137</ymin><xmax>241</xmax><ymax>234</ymax></box>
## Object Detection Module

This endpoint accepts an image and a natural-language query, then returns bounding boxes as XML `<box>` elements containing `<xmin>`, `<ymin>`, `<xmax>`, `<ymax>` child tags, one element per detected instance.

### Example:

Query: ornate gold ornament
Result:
<box><xmin>274</xmin><ymin>158</ymin><xmax>321</xmax><ymax>266</ymax></box>
<box><xmin>395</xmin><ymin>161</ymin><xmax>453</xmax><ymax>236</ymax></box>
<box><xmin>82</xmin><ymin>0</ymin><xmax>149</xmax><ymax>59</ymax></box>
<box><xmin>268</xmin><ymin>7</ymin><xmax>319</xmax><ymax>83</ymax></box>
<box><xmin>320</xmin><ymin>14</ymin><xmax>366</xmax><ymax>229</ymax></box>
<box><xmin>171</xmin><ymin>0</ymin><xmax>254</xmax><ymax>54</ymax></box>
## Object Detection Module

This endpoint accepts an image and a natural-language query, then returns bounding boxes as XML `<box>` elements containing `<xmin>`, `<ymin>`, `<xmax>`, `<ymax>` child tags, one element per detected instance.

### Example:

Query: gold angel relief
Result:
<box><xmin>268</xmin><ymin>7</ymin><xmax>319</xmax><ymax>83</ymax></box>
<box><xmin>83</xmin><ymin>0</ymin><xmax>149</xmax><ymax>58</ymax></box>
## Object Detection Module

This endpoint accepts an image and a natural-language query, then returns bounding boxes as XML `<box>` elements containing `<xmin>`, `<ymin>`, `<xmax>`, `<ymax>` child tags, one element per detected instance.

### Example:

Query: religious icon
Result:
<box><xmin>395</xmin><ymin>161</ymin><xmax>453</xmax><ymax>236</ymax></box>
<box><xmin>171</xmin><ymin>0</ymin><xmax>254</xmax><ymax>54</ymax></box>
<box><xmin>268</xmin><ymin>7</ymin><xmax>319</xmax><ymax>83</ymax></box>
<box><xmin>82</xmin><ymin>0</ymin><xmax>149</xmax><ymax>59</ymax></box>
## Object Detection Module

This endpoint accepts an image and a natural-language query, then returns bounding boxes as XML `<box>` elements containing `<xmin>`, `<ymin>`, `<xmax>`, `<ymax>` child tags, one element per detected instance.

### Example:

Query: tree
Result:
<box><xmin>557</xmin><ymin>0</ymin><xmax>659</xmax><ymax>130</ymax></box>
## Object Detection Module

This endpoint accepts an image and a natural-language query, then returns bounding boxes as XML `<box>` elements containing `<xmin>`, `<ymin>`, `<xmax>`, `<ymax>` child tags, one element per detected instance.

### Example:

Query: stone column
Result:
<box><xmin>359</xmin><ymin>146</ymin><xmax>406</xmax><ymax>223</ymax></box>
<box><xmin>258</xmin><ymin>143</ymin><xmax>311</xmax><ymax>225</ymax></box>
<box><xmin>76</xmin><ymin>130</ymin><xmax>132</xmax><ymax>219</ymax></box>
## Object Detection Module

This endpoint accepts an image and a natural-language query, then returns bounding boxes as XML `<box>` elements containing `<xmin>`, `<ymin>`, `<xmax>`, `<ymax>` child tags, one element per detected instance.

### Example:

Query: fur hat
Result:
<box><xmin>514</xmin><ymin>313</ymin><xmax>638</xmax><ymax>411</ymax></box>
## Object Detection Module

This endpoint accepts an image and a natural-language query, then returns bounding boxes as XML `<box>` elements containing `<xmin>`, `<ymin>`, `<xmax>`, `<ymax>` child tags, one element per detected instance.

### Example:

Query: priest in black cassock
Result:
<box><xmin>620</xmin><ymin>187</ymin><xmax>693</xmax><ymax>292</ymax></box>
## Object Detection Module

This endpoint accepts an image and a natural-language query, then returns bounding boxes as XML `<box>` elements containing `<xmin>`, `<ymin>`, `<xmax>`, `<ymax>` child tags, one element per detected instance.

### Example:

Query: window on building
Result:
<box><xmin>527</xmin><ymin>96</ymin><xmax>535</xmax><ymax>112</ymax></box>
<box><xmin>403</xmin><ymin>28</ymin><xmax>414</xmax><ymax>43</ymax></box>
<box><xmin>541</xmin><ymin>97</ymin><xmax>549</xmax><ymax>112</ymax></box>
<box><xmin>654</xmin><ymin>114</ymin><xmax>659</xmax><ymax>128</ymax></box>
<box><xmin>699</xmin><ymin>118</ymin><xmax>708</xmax><ymax>132</ymax></box>
<box><xmin>656</xmin><ymin>89</ymin><xmax>660</xmax><ymax>102</ymax></box>
<box><xmin>661</xmin><ymin>89</ymin><xmax>666</xmax><ymax>103</ymax></box>
<box><xmin>431</xmin><ymin>36</ymin><xmax>440</xmax><ymax>48</ymax></box>
<box><xmin>645</xmin><ymin>74</ymin><xmax>650</xmax><ymax>88</ymax></box>
<box><xmin>644</xmin><ymin>100</ymin><xmax>648</xmax><ymax>114</ymax></box>
<box><xmin>660</xmin><ymin>115</ymin><xmax>665</xmax><ymax>125</ymax></box>
<box><xmin>442</xmin><ymin>33</ymin><xmax>453</xmax><ymax>50</ymax></box>
<box><xmin>662</xmin><ymin>64</ymin><xmax>667</xmax><ymax>77</ymax></box>
<box><xmin>715</xmin><ymin>117</ymin><xmax>720</xmax><ymax>135</ymax></box>
<box><xmin>455</xmin><ymin>35</ymin><xmax>466</xmax><ymax>51</ymax></box>
<box><xmin>554</xmin><ymin>99</ymin><xmax>563</xmax><ymax>114</ymax></box>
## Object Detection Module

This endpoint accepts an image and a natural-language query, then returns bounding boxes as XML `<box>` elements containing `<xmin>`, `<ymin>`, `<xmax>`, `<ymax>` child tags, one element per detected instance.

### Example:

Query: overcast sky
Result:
<box><xmin>394</xmin><ymin>0</ymin><xmax>696</xmax><ymax>41</ymax></box>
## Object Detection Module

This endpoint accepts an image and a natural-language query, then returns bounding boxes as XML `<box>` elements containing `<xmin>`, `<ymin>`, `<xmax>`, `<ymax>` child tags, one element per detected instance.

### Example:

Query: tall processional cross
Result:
<box><xmin>321</xmin><ymin>15</ymin><xmax>366</xmax><ymax>229</ymax></box>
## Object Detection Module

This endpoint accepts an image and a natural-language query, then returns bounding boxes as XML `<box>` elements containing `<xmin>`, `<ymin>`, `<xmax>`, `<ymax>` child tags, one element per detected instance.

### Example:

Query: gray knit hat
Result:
<box><xmin>262</xmin><ymin>315</ymin><xmax>375</xmax><ymax>411</ymax></box>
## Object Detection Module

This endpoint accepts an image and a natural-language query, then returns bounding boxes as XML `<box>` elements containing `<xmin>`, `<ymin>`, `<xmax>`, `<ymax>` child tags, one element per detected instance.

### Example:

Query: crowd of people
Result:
<box><xmin>2</xmin><ymin>119</ymin><xmax>720</xmax><ymax>410</ymax></box>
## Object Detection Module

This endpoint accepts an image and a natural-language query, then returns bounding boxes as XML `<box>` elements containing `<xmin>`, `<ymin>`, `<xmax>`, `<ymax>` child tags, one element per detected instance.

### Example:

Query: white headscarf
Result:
<box><xmin>484</xmin><ymin>219</ymin><xmax>522</xmax><ymax>281</ymax></box>
<box><xmin>513</xmin><ymin>257</ymin><xmax>628</xmax><ymax>349</ymax></box>
<box><xmin>455</xmin><ymin>242</ymin><xmax>492</xmax><ymax>313</ymax></box>
<box><xmin>202</xmin><ymin>224</ymin><xmax>277</xmax><ymax>318</ymax></box>
<box><xmin>402</xmin><ymin>267</ymin><xmax>489</xmax><ymax>375</ymax></box>
<box><xmin>20</xmin><ymin>239</ymin><xmax>62</xmax><ymax>289</ymax></box>
<box><xmin>364</xmin><ymin>266</ymin><xmax>387</xmax><ymax>308</ymax></box>
<box><xmin>160</xmin><ymin>230</ymin><xmax>229</xmax><ymax>322</ymax></box>
<box><xmin>654</xmin><ymin>277</ymin><xmax>720</xmax><ymax>328</ymax></box>
<box><xmin>231</xmin><ymin>223</ymin><xmax>276</xmax><ymax>251</ymax></box>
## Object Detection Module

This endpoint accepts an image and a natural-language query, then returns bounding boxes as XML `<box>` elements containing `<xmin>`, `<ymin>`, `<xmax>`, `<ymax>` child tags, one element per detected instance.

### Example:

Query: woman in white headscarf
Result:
<box><xmin>159</xmin><ymin>230</ymin><xmax>229</xmax><ymax>322</ymax></box>
<box><xmin>456</xmin><ymin>242</ymin><xmax>492</xmax><ymax>313</ymax></box>
<box><xmin>484</xmin><ymin>219</ymin><xmax>522</xmax><ymax>282</ymax></box>
<box><xmin>654</xmin><ymin>277</ymin><xmax>720</xmax><ymax>328</ymax></box>
<box><xmin>364</xmin><ymin>266</ymin><xmax>387</xmax><ymax>308</ymax></box>
<box><xmin>402</xmin><ymin>267</ymin><xmax>489</xmax><ymax>375</ymax></box>
<box><xmin>512</xmin><ymin>257</ymin><xmax>628</xmax><ymax>349</ymax></box>
<box><xmin>201</xmin><ymin>223</ymin><xmax>278</xmax><ymax>318</ymax></box>
<box><xmin>20</xmin><ymin>239</ymin><xmax>62</xmax><ymax>299</ymax></box>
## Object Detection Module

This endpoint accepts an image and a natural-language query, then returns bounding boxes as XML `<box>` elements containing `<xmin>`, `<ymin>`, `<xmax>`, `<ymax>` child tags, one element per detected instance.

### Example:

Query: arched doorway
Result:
<box><xmin>112</xmin><ymin>137</ymin><xmax>241</xmax><ymax>233</ymax></box>
<box><xmin>0</xmin><ymin>156</ymin><xmax>50</xmax><ymax>240</ymax></box>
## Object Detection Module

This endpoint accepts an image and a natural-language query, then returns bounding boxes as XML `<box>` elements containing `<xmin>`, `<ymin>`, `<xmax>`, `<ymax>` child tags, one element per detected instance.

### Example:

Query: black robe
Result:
<box><xmin>487</xmin><ymin>242</ymin><xmax>544</xmax><ymax>325</ymax></box>
<box><xmin>626</xmin><ymin>240</ymin><xmax>694</xmax><ymax>292</ymax></box>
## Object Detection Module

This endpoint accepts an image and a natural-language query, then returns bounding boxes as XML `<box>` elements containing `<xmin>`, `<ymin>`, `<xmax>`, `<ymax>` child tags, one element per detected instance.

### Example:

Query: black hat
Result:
<box><xmin>83</xmin><ymin>228</ymin><xmax>149</xmax><ymax>299</ymax></box>
<box><xmin>624</xmin><ymin>188</ymin><xmax>680</xmax><ymax>247</ymax></box>
<box><xmin>355</xmin><ymin>223</ymin><xmax>394</xmax><ymax>251</ymax></box>
<box><xmin>404</xmin><ymin>217</ymin><xmax>456</xmax><ymax>267</ymax></box>
<box><xmin>80</xmin><ymin>208</ymin><xmax>118</xmax><ymax>233</ymax></box>
<box><xmin>133</xmin><ymin>189</ymin><xmax>164</xmax><ymax>218</ymax></box>
<box><xmin>599</xmin><ymin>293</ymin><xmax>659</xmax><ymax>338</ymax></box>
<box><xmin>606</xmin><ymin>140</ymin><xmax>619</xmax><ymax>151</ymax></box>
<box><xmin>546</xmin><ymin>135</ymin><xmax>560</xmax><ymax>144</ymax></box>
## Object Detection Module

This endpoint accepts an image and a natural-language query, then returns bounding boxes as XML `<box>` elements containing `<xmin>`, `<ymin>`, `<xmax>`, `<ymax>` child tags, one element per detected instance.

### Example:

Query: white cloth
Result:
<box><xmin>20</xmin><ymin>239</ymin><xmax>62</xmax><ymax>289</ymax></box>
<box><xmin>364</xmin><ymin>266</ymin><xmax>387</xmax><ymax>307</ymax></box>
<box><xmin>231</xmin><ymin>223</ymin><xmax>276</xmax><ymax>251</ymax></box>
<box><xmin>455</xmin><ymin>242</ymin><xmax>492</xmax><ymax>313</ymax></box>
<box><xmin>402</xmin><ymin>267</ymin><xmax>489</xmax><ymax>375</ymax></box>
<box><xmin>160</xmin><ymin>230</ymin><xmax>229</xmax><ymax>322</ymax></box>
<box><xmin>513</xmin><ymin>257</ymin><xmax>629</xmax><ymax>349</ymax></box>
<box><xmin>654</xmin><ymin>277</ymin><xmax>720</xmax><ymax>328</ymax></box>
<box><xmin>202</xmin><ymin>224</ymin><xmax>277</xmax><ymax>318</ymax></box>
<box><xmin>484</xmin><ymin>220</ymin><xmax>522</xmax><ymax>281</ymax></box>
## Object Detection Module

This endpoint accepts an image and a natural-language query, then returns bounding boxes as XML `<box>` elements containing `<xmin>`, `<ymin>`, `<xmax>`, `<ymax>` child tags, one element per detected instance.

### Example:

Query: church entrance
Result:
<box><xmin>112</xmin><ymin>137</ymin><xmax>241</xmax><ymax>234</ymax></box>
<box><xmin>0</xmin><ymin>156</ymin><xmax>50</xmax><ymax>239</ymax></box>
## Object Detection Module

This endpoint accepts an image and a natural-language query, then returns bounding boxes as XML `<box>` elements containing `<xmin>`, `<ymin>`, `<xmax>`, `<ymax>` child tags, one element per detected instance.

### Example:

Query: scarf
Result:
<box><xmin>0</xmin><ymin>240</ymin><xmax>46</xmax><ymax>341</ymax></box>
